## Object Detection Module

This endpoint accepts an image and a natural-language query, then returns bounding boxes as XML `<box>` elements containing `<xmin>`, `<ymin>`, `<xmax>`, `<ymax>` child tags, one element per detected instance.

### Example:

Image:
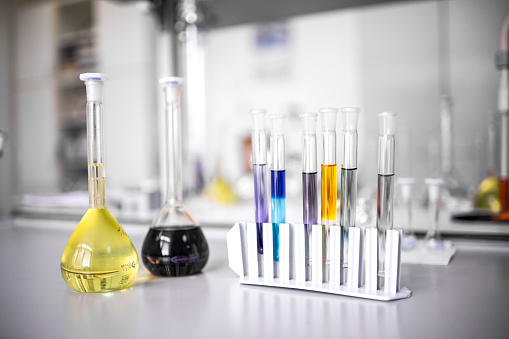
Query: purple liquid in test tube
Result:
<box><xmin>250</xmin><ymin>109</ymin><xmax>269</xmax><ymax>255</ymax></box>
<box><xmin>254</xmin><ymin>164</ymin><xmax>269</xmax><ymax>254</ymax></box>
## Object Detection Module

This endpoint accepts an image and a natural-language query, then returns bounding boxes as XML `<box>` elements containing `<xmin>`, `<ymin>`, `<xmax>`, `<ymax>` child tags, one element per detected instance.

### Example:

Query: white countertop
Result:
<box><xmin>1</xmin><ymin>219</ymin><xmax>509</xmax><ymax>339</ymax></box>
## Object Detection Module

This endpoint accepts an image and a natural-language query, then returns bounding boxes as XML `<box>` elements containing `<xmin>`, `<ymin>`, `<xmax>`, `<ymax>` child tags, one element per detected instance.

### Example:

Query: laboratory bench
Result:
<box><xmin>1</xmin><ymin>217</ymin><xmax>509</xmax><ymax>339</ymax></box>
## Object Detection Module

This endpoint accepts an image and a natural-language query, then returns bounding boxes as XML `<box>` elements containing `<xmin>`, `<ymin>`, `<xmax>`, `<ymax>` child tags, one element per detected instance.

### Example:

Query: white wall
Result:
<box><xmin>14</xmin><ymin>1</ymin><xmax>59</xmax><ymax>194</ymax></box>
<box><xmin>96</xmin><ymin>1</ymin><xmax>158</xmax><ymax>189</ymax></box>
<box><xmin>0</xmin><ymin>0</ymin><xmax>14</xmax><ymax>218</ymax></box>
<box><xmin>205</xmin><ymin>0</ymin><xmax>509</xmax><ymax>196</ymax></box>
<box><xmin>205</xmin><ymin>10</ymin><xmax>363</xmax><ymax>185</ymax></box>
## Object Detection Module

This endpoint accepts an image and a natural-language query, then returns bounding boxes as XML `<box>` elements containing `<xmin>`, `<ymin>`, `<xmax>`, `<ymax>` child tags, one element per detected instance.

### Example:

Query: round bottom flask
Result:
<box><xmin>142</xmin><ymin>77</ymin><xmax>209</xmax><ymax>277</ymax></box>
<box><xmin>61</xmin><ymin>208</ymin><xmax>139</xmax><ymax>292</ymax></box>
<box><xmin>142</xmin><ymin>204</ymin><xmax>209</xmax><ymax>277</ymax></box>
<box><xmin>61</xmin><ymin>74</ymin><xmax>139</xmax><ymax>293</ymax></box>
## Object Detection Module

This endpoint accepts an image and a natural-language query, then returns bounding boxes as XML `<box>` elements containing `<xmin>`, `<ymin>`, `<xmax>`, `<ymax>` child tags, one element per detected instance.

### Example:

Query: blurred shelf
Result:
<box><xmin>202</xmin><ymin>0</ymin><xmax>411</xmax><ymax>27</ymax></box>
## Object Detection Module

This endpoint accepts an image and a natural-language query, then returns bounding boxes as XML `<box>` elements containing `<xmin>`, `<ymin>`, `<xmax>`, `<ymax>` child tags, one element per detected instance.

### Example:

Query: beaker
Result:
<box><xmin>61</xmin><ymin>73</ymin><xmax>139</xmax><ymax>293</ymax></box>
<box><xmin>141</xmin><ymin>77</ymin><xmax>209</xmax><ymax>277</ymax></box>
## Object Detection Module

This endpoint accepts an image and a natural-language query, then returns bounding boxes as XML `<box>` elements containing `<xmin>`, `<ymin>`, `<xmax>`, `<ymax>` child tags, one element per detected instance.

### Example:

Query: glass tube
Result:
<box><xmin>397</xmin><ymin>177</ymin><xmax>416</xmax><ymax>249</ymax></box>
<box><xmin>376</xmin><ymin>112</ymin><xmax>397</xmax><ymax>280</ymax></box>
<box><xmin>340</xmin><ymin>107</ymin><xmax>359</xmax><ymax>268</ymax></box>
<box><xmin>425</xmin><ymin>178</ymin><xmax>445</xmax><ymax>249</ymax></box>
<box><xmin>269</xmin><ymin>114</ymin><xmax>287</xmax><ymax>264</ymax></box>
<box><xmin>319</xmin><ymin>108</ymin><xmax>338</xmax><ymax>279</ymax></box>
<box><xmin>300</xmin><ymin>112</ymin><xmax>318</xmax><ymax>278</ymax></box>
<box><xmin>250</xmin><ymin>109</ymin><xmax>269</xmax><ymax>255</ymax></box>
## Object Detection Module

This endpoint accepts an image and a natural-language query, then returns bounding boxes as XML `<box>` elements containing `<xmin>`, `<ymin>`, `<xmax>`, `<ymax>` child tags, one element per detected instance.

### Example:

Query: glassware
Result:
<box><xmin>425</xmin><ymin>178</ymin><xmax>445</xmax><ymax>249</ymax></box>
<box><xmin>300</xmin><ymin>112</ymin><xmax>318</xmax><ymax>279</ymax></box>
<box><xmin>269</xmin><ymin>114</ymin><xmax>287</xmax><ymax>269</ymax></box>
<box><xmin>250</xmin><ymin>109</ymin><xmax>269</xmax><ymax>256</ymax></box>
<box><xmin>142</xmin><ymin>77</ymin><xmax>209</xmax><ymax>277</ymax></box>
<box><xmin>319</xmin><ymin>107</ymin><xmax>338</xmax><ymax>280</ymax></box>
<box><xmin>61</xmin><ymin>73</ymin><xmax>139</xmax><ymax>293</ymax></box>
<box><xmin>339</xmin><ymin>107</ymin><xmax>360</xmax><ymax>268</ymax></box>
<box><xmin>396</xmin><ymin>177</ymin><xmax>416</xmax><ymax>250</ymax></box>
<box><xmin>376</xmin><ymin>112</ymin><xmax>397</xmax><ymax>281</ymax></box>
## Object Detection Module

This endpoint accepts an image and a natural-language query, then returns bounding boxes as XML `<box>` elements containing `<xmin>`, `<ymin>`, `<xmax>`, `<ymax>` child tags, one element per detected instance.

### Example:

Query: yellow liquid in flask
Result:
<box><xmin>61</xmin><ymin>180</ymin><xmax>139</xmax><ymax>292</ymax></box>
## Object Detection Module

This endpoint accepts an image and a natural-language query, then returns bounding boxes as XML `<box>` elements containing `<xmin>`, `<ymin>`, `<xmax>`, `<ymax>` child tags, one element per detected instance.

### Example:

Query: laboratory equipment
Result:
<box><xmin>300</xmin><ymin>112</ymin><xmax>318</xmax><ymax>278</ymax></box>
<box><xmin>339</xmin><ymin>107</ymin><xmax>359</xmax><ymax>268</ymax></box>
<box><xmin>320</xmin><ymin>107</ymin><xmax>338</xmax><ymax>280</ymax></box>
<box><xmin>437</xmin><ymin>0</ymin><xmax>468</xmax><ymax>201</ymax></box>
<box><xmin>270</xmin><ymin>114</ymin><xmax>287</xmax><ymax>268</ymax></box>
<box><xmin>396</xmin><ymin>177</ymin><xmax>416</xmax><ymax>249</ymax></box>
<box><xmin>425</xmin><ymin>178</ymin><xmax>445</xmax><ymax>249</ymax></box>
<box><xmin>376</xmin><ymin>111</ymin><xmax>397</xmax><ymax>281</ymax></box>
<box><xmin>495</xmin><ymin>13</ymin><xmax>509</xmax><ymax>218</ymax></box>
<box><xmin>473</xmin><ymin>112</ymin><xmax>500</xmax><ymax>213</ymax></box>
<box><xmin>226</xmin><ymin>222</ymin><xmax>411</xmax><ymax>301</ymax></box>
<box><xmin>142</xmin><ymin>77</ymin><xmax>209</xmax><ymax>277</ymax></box>
<box><xmin>0</xmin><ymin>128</ymin><xmax>6</xmax><ymax>158</ymax></box>
<box><xmin>250</xmin><ymin>109</ymin><xmax>269</xmax><ymax>255</ymax></box>
<box><xmin>61</xmin><ymin>73</ymin><xmax>139</xmax><ymax>293</ymax></box>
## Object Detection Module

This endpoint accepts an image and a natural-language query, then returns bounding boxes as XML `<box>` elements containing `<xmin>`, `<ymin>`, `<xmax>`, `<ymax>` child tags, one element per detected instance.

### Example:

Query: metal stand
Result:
<box><xmin>227</xmin><ymin>222</ymin><xmax>411</xmax><ymax>301</ymax></box>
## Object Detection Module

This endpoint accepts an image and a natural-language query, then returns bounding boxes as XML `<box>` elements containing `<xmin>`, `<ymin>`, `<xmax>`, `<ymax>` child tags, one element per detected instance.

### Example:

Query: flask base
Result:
<box><xmin>142</xmin><ymin>226</ymin><xmax>209</xmax><ymax>277</ymax></box>
<box><xmin>61</xmin><ymin>267</ymin><xmax>133</xmax><ymax>293</ymax></box>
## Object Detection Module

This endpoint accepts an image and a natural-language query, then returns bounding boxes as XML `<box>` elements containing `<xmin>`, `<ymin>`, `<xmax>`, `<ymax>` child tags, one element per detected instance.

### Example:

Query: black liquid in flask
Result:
<box><xmin>142</xmin><ymin>226</ymin><xmax>209</xmax><ymax>277</ymax></box>
<box><xmin>142</xmin><ymin>77</ymin><xmax>209</xmax><ymax>277</ymax></box>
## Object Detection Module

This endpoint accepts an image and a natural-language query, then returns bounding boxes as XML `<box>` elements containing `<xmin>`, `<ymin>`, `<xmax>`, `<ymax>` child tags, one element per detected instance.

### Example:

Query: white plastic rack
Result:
<box><xmin>227</xmin><ymin>222</ymin><xmax>412</xmax><ymax>301</ymax></box>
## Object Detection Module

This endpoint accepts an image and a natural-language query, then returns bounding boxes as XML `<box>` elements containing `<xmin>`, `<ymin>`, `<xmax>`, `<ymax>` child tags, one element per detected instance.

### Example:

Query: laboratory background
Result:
<box><xmin>1</xmin><ymin>0</ymin><xmax>509</xmax><ymax>338</ymax></box>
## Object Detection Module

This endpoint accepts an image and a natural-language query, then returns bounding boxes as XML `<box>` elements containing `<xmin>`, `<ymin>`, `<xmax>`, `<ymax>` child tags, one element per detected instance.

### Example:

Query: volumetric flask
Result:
<box><xmin>142</xmin><ymin>77</ymin><xmax>209</xmax><ymax>277</ymax></box>
<box><xmin>61</xmin><ymin>73</ymin><xmax>139</xmax><ymax>293</ymax></box>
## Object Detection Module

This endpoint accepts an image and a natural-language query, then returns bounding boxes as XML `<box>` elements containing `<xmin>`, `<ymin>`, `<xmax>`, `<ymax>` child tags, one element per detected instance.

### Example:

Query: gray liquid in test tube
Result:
<box><xmin>300</xmin><ymin>112</ymin><xmax>319</xmax><ymax>280</ymax></box>
<box><xmin>339</xmin><ymin>107</ymin><xmax>360</xmax><ymax>269</ymax></box>
<box><xmin>303</xmin><ymin>172</ymin><xmax>318</xmax><ymax>271</ymax></box>
<box><xmin>340</xmin><ymin>167</ymin><xmax>357</xmax><ymax>266</ymax></box>
<box><xmin>376</xmin><ymin>111</ymin><xmax>397</xmax><ymax>282</ymax></box>
<box><xmin>376</xmin><ymin>173</ymin><xmax>394</xmax><ymax>277</ymax></box>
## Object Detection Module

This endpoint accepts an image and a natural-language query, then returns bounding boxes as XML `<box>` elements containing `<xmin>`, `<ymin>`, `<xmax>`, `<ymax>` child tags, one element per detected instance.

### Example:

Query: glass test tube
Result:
<box><xmin>250</xmin><ymin>109</ymin><xmax>270</xmax><ymax>255</ymax></box>
<box><xmin>340</xmin><ymin>107</ymin><xmax>360</xmax><ymax>268</ymax></box>
<box><xmin>397</xmin><ymin>177</ymin><xmax>417</xmax><ymax>249</ymax></box>
<box><xmin>270</xmin><ymin>114</ymin><xmax>287</xmax><ymax>263</ymax></box>
<box><xmin>376</xmin><ymin>112</ymin><xmax>397</xmax><ymax>280</ymax></box>
<box><xmin>300</xmin><ymin>113</ymin><xmax>318</xmax><ymax>277</ymax></box>
<box><xmin>320</xmin><ymin>108</ymin><xmax>338</xmax><ymax>277</ymax></box>
<box><xmin>425</xmin><ymin>178</ymin><xmax>445</xmax><ymax>249</ymax></box>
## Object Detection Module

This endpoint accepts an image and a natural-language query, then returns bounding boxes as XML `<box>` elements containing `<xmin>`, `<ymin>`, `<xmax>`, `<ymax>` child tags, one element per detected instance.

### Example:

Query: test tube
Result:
<box><xmin>340</xmin><ymin>107</ymin><xmax>360</xmax><ymax>268</ymax></box>
<box><xmin>320</xmin><ymin>108</ymin><xmax>338</xmax><ymax>279</ymax></box>
<box><xmin>376</xmin><ymin>111</ymin><xmax>397</xmax><ymax>281</ymax></box>
<box><xmin>300</xmin><ymin>112</ymin><xmax>318</xmax><ymax>279</ymax></box>
<box><xmin>250</xmin><ymin>109</ymin><xmax>269</xmax><ymax>255</ymax></box>
<box><xmin>425</xmin><ymin>178</ymin><xmax>445</xmax><ymax>249</ymax></box>
<box><xmin>397</xmin><ymin>177</ymin><xmax>417</xmax><ymax>249</ymax></box>
<box><xmin>269</xmin><ymin>114</ymin><xmax>287</xmax><ymax>266</ymax></box>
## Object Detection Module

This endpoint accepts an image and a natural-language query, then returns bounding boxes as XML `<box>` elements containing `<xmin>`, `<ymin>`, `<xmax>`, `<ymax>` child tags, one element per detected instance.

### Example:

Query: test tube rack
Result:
<box><xmin>227</xmin><ymin>222</ymin><xmax>412</xmax><ymax>301</ymax></box>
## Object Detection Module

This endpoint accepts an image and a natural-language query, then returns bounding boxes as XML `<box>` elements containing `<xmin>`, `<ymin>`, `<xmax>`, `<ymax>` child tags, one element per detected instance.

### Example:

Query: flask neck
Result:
<box><xmin>86</xmin><ymin>100</ymin><xmax>106</xmax><ymax>209</ymax></box>
<box><xmin>165</xmin><ymin>102</ymin><xmax>183</xmax><ymax>205</ymax></box>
